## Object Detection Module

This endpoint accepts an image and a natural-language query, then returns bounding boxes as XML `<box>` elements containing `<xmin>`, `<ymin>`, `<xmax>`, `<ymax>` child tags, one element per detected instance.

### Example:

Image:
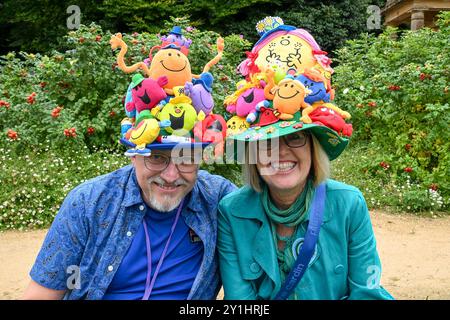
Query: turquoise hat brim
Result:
<box><xmin>227</xmin><ymin>121</ymin><xmax>348</xmax><ymax>161</ymax></box>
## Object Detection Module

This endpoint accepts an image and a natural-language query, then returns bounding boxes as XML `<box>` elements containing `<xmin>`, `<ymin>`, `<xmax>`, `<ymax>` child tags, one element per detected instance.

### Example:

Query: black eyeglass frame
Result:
<box><xmin>142</xmin><ymin>152</ymin><xmax>200</xmax><ymax>173</ymax></box>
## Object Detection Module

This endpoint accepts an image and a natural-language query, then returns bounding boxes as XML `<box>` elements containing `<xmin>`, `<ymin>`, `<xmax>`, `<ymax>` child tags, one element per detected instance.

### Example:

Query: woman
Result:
<box><xmin>217</xmin><ymin>17</ymin><xmax>393</xmax><ymax>300</ymax></box>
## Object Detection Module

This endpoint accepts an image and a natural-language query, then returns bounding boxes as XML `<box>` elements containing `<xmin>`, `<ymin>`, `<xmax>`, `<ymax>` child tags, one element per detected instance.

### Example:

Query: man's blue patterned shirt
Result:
<box><xmin>30</xmin><ymin>165</ymin><xmax>237</xmax><ymax>300</ymax></box>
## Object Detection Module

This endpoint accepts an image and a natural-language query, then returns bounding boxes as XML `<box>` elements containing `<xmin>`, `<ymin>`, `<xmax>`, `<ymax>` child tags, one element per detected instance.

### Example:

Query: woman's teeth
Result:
<box><xmin>271</xmin><ymin>162</ymin><xmax>296</xmax><ymax>171</ymax></box>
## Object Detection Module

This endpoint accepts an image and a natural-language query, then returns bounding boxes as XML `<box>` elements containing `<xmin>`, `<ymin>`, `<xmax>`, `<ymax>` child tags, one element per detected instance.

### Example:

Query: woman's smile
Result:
<box><xmin>270</xmin><ymin>161</ymin><xmax>298</xmax><ymax>174</ymax></box>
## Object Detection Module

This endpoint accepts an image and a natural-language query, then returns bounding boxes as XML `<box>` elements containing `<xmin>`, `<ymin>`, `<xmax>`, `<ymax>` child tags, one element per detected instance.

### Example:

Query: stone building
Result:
<box><xmin>383</xmin><ymin>0</ymin><xmax>450</xmax><ymax>30</ymax></box>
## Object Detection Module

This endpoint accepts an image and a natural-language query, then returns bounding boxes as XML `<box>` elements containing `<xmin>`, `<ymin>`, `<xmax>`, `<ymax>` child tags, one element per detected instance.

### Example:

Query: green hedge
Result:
<box><xmin>332</xmin><ymin>12</ymin><xmax>449</xmax><ymax>211</ymax></box>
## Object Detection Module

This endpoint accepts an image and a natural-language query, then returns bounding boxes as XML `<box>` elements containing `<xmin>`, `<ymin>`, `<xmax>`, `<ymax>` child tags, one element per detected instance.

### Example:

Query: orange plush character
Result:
<box><xmin>265</xmin><ymin>69</ymin><xmax>312</xmax><ymax>120</ymax></box>
<box><xmin>110</xmin><ymin>27</ymin><xmax>224</xmax><ymax>96</ymax></box>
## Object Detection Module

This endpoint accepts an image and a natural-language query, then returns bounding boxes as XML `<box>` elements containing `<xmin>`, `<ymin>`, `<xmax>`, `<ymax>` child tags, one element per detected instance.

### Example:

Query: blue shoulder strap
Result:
<box><xmin>274</xmin><ymin>182</ymin><xmax>327</xmax><ymax>300</ymax></box>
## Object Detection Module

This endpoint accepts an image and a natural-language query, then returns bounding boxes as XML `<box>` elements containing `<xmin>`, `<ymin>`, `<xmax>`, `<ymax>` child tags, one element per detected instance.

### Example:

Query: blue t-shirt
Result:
<box><xmin>103</xmin><ymin>202</ymin><xmax>203</xmax><ymax>300</ymax></box>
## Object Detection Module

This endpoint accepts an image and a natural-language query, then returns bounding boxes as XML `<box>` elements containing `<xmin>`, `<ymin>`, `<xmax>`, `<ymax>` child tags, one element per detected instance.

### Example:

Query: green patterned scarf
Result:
<box><xmin>261</xmin><ymin>178</ymin><xmax>314</xmax><ymax>227</ymax></box>
<box><xmin>261</xmin><ymin>178</ymin><xmax>315</xmax><ymax>298</ymax></box>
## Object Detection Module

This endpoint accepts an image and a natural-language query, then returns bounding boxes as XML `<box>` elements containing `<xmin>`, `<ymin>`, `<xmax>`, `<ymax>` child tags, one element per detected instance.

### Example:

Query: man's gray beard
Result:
<box><xmin>146</xmin><ymin>176</ymin><xmax>190</xmax><ymax>212</ymax></box>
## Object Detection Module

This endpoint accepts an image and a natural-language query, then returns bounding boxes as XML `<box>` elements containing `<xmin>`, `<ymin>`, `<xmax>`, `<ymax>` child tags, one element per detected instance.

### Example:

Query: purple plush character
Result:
<box><xmin>184</xmin><ymin>72</ymin><xmax>214</xmax><ymax>115</ymax></box>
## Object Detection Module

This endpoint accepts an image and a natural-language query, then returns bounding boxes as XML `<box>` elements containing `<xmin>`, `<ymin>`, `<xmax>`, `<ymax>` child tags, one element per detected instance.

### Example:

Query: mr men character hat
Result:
<box><xmin>111</xmin><ymin>26</ymin><xmax>227</xmax><ymax>157</ymax></box>
<box><xmin>226</xmin><ymin>17</ymin><xmax>353</xmax><ymax>161</ymax></box>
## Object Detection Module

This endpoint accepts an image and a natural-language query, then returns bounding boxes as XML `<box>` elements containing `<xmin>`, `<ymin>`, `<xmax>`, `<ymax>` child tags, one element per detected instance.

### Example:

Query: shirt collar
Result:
<box><xmin>122</xmin><ymin>166</ymin><xmax>145</xmax><ymax>208</ymax></box>
<box><xmin>184</xmin><ymin>181</ymin><xmax>202</xmax><ymax>213</ymax></box>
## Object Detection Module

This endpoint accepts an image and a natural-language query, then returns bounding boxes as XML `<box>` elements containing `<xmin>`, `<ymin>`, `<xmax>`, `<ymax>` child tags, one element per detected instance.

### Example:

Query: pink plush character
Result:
<box><xmin>225</xmin><ymin>81</ymin><xmax>266</xmax><ymax>123</ymax></box>
<box><xmin>126</xmin><ymin>74</ymin><xmax>168</xmax><ymax>114</ymax></box>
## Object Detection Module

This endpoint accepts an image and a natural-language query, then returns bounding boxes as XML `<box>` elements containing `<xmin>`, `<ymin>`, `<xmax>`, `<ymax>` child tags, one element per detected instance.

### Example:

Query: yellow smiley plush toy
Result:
<box><xmin>154</xmin><ymin>96</ymin><xmax>205</xmax><ymax>136</ymax></box>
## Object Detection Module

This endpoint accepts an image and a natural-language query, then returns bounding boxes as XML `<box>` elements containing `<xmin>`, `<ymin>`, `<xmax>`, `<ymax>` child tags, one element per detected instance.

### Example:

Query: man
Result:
<box><xmin>23</xmin><ymin>148</ymin><xmax>236</xmax><ymax>299</ymax></box>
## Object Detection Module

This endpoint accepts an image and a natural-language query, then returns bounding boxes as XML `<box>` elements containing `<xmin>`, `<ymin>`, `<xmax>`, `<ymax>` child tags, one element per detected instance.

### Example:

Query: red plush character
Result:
<box><xmin>309</xmin><ymin>107</ymin><xmax>353</xmax><ymax>137</ymax></box>
<box><xmin>254</xmin><ymin>106</ymin><xmax>279</xmax><ymax>127</ymax></box>
<box><xmin>126</xmin><ymin>74</ymin><xmax>168</xmax><ymax>114</ymax></box>
<box><xmin>194</xmin><ymin>114</ymin><xmax>227</xmax><ymax>157</ymax></box>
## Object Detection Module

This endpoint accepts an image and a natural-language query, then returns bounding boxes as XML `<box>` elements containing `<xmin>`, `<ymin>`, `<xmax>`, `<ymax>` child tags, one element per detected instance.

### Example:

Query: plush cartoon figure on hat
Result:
<box><xmin>238</xmin><ymin>16</ymin><xmax>329</xmax><ymax>77</ymax></box>
<box><xmin>125</xmin><ymin>74</ymin><xmax>168</xmax><ymax>123</ymax></box>
<box><xmin>264</xmin><ymin>72</ymin><xmax>312</xmax><ymax>120</ymax></box>
<box><xmin>153</xmin><ymin>95</ymin><xmax>205</xmax><ymax>136</ymax></box>
<box><xmin>110</xmin><ymin>28</ymin><xmax>224</xmax><ymax>95</ymax></box>
<box><xmin>122</xmin><ymin>118</ymin><xmax>171</xmax><ymax>156</ymax></box>
<box><xmin>160</xmin><ymin>26</ymin><xmax>192</xmax><ymax>56</ymax></box>
<box><xmin>296</xmin><ymin>68</ymin><xmax>332</xmax><ymax>105</ymax></box>
<box><xmin>226</xmin><ymin>116</ymin><xmax>250</xmax><ymax>137</ymax></box>
<box><xmin>309</xmin><ymin>106</ymin><xmax>353</xmax><ymax>137</ymax></box>
<box><xmin>184</xmin><ymin>72</ymin><xmax>214</xmax><ymax>115</ymax></box>
<box><xmin>300</xmin><ymin>100</ymin><xmax>351</xmax><ymax>124</ymax></box>
<box><xmin>194</xmin><ymin>114</ymin><xmax>227</xmax><ymax>158</ymax></box>
<box><xmin>224</xmin><ymin>76</ymin><xmax>267</xmax><ymax>123</ymax></box>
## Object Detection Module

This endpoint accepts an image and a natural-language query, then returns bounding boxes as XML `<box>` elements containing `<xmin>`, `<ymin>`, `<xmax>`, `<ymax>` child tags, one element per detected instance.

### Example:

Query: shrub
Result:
<box><xmin>332</xmin><ymin>12</ymin><xmax>450</xmax><ymax>210</ymax></box>
<box><xmin>331</xmin><ymin>144</ymin><xmax>448</xmax><ymax>214</ymax></box>
<box><xmin>0</xmin><ymin>142</ymin><xmax>129</xmax><ymax>230</ymax></box>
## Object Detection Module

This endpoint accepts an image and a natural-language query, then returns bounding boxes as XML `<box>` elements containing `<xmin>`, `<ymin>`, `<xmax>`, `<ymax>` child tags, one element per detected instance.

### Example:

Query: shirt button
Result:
<box><xmin>250</xmin><ymin>262</ymin><xmax>261</xmax><ymax>273</ymax></box>
<box><xmin>334</xmin><ymin>264</ymin><xmax>344</xmax><ymax>274</ymax></box>
<box><xmin>126</xmin><ymin>231</ymin><xmax>132</xmax><ymax>237</ymax></box>
<box><xmin>107</xmin><ymin>265</ymin><xmax>114</xmax><ymax>272</ymax></box>
<box><xmin>139</xmin><ymin>205</ymin><xmax>145</xmax><ymax>211</ymax></box>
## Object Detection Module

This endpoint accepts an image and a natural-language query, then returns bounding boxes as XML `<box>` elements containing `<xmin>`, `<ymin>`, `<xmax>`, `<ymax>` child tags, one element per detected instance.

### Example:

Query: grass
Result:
<box><xmin>0</xmin><ymin>141</ymin><xmax>448</xmax><ymax>231</ymax></box>
<box><xmin>331</xmin><ymin>143</ymin><xmax>448</xmax><ymax>217</ymax></box>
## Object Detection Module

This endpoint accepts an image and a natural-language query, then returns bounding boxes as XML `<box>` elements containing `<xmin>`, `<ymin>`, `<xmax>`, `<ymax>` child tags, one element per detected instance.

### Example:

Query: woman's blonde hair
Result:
<box><xmin>243</xmin><ymin>133</ymin><xmax>330</xmax><ymax>193</ymax></box>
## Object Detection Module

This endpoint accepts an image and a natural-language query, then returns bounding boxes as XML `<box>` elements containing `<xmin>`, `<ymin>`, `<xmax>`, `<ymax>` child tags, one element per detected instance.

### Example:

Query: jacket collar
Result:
<box><xmin>230</xmin><ymin>184</ymin><xmax>332</xmax><ymax>223</ymax></box>
<box><xmin>229</xmin><ymin>184</ymin><xmax>330</xmax><ymax>296</ymax></box>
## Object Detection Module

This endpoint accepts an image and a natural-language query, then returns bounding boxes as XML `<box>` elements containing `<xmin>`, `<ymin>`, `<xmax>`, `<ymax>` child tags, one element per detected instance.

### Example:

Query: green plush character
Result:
<box><xmin>156</xmin><ymin>95</ymin><xmax>205</xmax><ymax>136</ymax></box>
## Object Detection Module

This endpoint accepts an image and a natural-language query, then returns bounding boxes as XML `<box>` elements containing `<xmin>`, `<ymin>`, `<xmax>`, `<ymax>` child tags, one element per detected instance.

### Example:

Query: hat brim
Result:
<box><xmin>227</xmin><ymin>122</ymin><xmax>348</xmax><ymax>161</ymax></box>
<box><xmin>145</xmin><ymin>142</ymin><xmax>211</xmax><ymax>150</ymax></box>
<box><xmin>120</xmin><ymin>138</ymin><xmax>210</xmax><ymax>150</ymax></box>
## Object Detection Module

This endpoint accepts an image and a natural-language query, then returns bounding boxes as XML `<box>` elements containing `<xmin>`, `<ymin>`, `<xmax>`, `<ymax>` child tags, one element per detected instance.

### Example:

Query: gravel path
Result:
<box><xmin>1</xmin><ymin>210</ymin><xmax>449</xmax><ymax>300</ymax></box>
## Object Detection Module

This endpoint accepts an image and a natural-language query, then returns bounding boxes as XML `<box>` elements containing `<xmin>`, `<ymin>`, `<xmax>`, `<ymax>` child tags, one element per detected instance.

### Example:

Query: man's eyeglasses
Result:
<box><xmin>258</xmin><ymin>131</ymin><xmax>310</xmax><ymax>151</ymax></box>
<box><xmin>143</xmin><ymin>152</ymin><xmax>199</xmax><ymax>173</ymax></box>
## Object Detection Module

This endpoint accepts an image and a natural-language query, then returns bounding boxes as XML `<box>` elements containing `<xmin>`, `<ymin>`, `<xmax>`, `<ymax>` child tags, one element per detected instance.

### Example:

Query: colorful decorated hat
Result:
<box><xmin>111</xmin><ymin>26</ymin><xmax>227</xmax><ymax>157</ymax></box>
<box><xmin>225</xmin><ymin>17</ymin><xmax>352</xmax><ymax>161</ymax></box>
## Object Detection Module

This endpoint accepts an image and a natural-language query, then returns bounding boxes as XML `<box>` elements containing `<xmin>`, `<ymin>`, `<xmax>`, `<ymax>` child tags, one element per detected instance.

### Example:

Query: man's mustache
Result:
<box><xmin>146</xmin><ymin>176</ymin><xmax>188</xmax><ymax>188</ymax></box>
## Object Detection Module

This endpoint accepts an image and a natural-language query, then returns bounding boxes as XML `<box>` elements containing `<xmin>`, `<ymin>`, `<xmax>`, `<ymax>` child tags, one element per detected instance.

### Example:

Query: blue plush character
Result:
<box><xmin>123</xmin><ymin>82</ymin><xmax>135</xmax><ymax>118</ymax></box>
<box><xmin>295</xmin><ymin>68</ymin><xmax>331</xmax><ymax>105</ymax></box>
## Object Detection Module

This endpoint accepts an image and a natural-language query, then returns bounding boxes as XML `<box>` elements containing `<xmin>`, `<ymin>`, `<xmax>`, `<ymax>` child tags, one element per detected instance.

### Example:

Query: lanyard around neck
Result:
<box><xmin>274</xmin><ymin>183</ymin><xmax>326</xmax><ymax>300</ymax></box>
<box><xmin>141</xmin><ymin>198</ymin><xmax>185</xmax><ymax>300</ymax></box>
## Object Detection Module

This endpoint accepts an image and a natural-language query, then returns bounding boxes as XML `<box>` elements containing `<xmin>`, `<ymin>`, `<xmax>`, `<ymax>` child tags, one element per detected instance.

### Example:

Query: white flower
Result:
<box><xmin>343</xmin><ymin>88</ymin><xmax>349</xmax><ymax>94</ymax></box>
<box><xmin>360</xmin><ymin>85</ymin><xmax>365</xmax><ymax>91</ymax></box>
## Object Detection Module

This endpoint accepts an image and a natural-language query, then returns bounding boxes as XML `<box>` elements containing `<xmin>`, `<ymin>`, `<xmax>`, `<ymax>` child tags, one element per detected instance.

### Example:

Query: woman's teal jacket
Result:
<box><xmin>217</xmin><ymin>179</ymin><xmax>393</xmax><ymax>300</ymax></box>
